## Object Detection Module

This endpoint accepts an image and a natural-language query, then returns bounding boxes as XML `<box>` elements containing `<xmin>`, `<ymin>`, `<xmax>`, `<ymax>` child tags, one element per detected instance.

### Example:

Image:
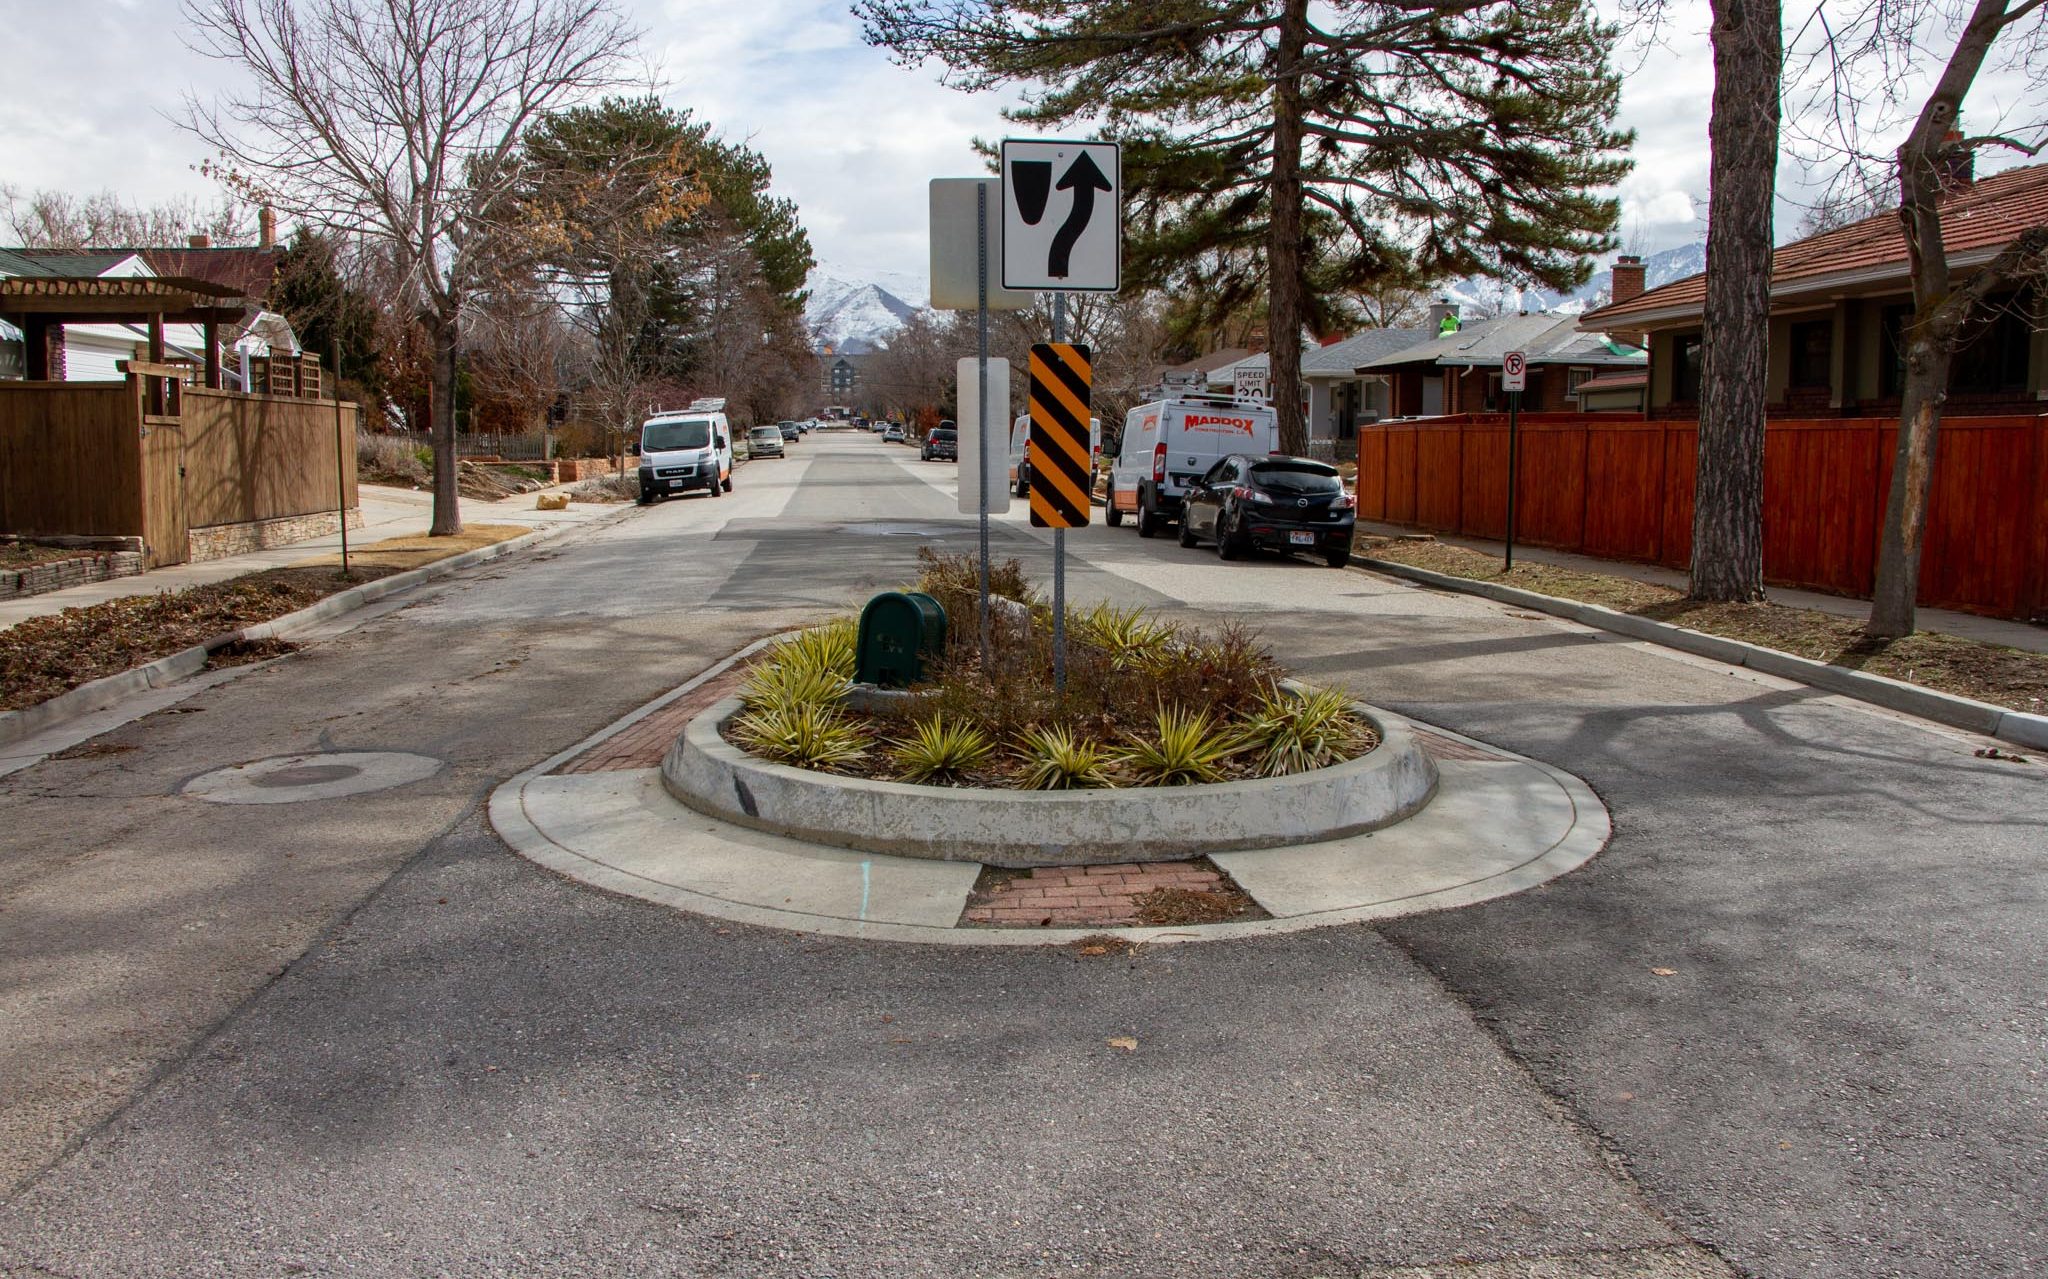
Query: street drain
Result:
<box><xmin>183</xmin><ymin>751</ymin><xmax>444</xmax><ymax>805</ymax></box>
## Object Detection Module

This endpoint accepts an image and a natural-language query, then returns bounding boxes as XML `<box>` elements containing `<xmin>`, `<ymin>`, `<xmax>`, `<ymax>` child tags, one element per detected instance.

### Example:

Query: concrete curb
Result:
<box><xmin>663</xmin><ymin>696</ymin><xmax>1439</xmax><ymax>867</ymax></box>
<box><xmin>1355</xmin><ymin>555</ymin><xmax>2048</xmax><ymax>751</ymax></box>
<box><xmin>0</xmin><ymin>513</ymin><xmax>624</xmax><ymax>750</ymax></box>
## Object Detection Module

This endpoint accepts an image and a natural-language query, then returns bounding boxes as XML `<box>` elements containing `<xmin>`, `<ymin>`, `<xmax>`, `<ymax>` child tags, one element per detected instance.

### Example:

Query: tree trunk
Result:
<box><xmin>1689</xmin><ymin>0</ymin><xmax>1780</xmax><ymax>603</ymax></box>
<box><xmin>1867</xmin><ymin>0</ymin><xmax>2015</xmax><ymax>637</ymax></box>
<box><xmin>1267</xmin><ymin>0</ymin><xmax>1310</xmax><ymax>455</ymax></box>
<box><xmin>428</xmin><ymin>306</ymin><xmax>464</xmax><ymax>537</ymax></box>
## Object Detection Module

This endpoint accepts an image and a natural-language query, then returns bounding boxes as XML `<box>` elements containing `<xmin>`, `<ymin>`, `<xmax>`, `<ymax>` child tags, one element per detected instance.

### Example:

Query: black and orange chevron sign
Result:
<box><xmin>1027</xmin><ymin>342</ymin><xmax>1093</xmax><ymax>529</ymax></box>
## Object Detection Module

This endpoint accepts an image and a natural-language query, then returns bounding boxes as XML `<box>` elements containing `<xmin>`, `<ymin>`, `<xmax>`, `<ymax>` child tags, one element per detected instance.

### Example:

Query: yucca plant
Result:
<box><xmin>1072</xmin><ymin>602</ymin><xmax>1175</xmax><ymax>670</ymax></box>
<box><xmin>1014</xmin><ymin>724</ymin><xmax>1116</xmax><ymax>790</ymax></box>
<box><xmin>739</xmin><ymin>661</ymin><xmax>848</xmax><ymax>714</ymax></box>
<box><xmin>890</xmin><ymin>714</ymin><xmax>996</xmax><ymax>784</ymax></box>
<box><xmin>731</xmin><ymin>702</ymin><xmax>870</xmax><ymax>770</ymax></box>
<box><xmin>1233</xmin><ymin>685</ymin><xmax>1372</xmax><ymax>777</ymax></box>
<box><xmin>1118</xmin><ymin>704</ymin><xmax>1241</xmax><ymax>787</ymax></box>
<box><xmin>770</xmin><ymin>618</ymin><xmax>857</xmax><ymax>680</ymax></box>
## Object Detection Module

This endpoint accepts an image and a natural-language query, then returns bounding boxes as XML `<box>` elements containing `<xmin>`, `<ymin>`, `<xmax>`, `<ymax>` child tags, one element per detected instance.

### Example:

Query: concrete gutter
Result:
<box><xmin>0</xmin><ymin>513</ymin><xmax>622</xmax><ymax>750</ymax></box>
<box><xmin>1355</xmin><ymin>555</ymin><xmax>2048</xmax><ymax>752</ymax></box>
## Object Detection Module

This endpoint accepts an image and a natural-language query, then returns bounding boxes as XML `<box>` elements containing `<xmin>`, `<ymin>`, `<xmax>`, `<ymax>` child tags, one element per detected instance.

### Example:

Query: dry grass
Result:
<box><xmin>1358</xmin><ymin>535</ymin><xmax>2048</xmax><ymax>714</ymax></box>
<box><xmin>289</xmin><ymin>524</ymin><xmax>528</xmax><ymax>573</ymax></box>
<box><xmin>2</xmin><ymin>525</ymin><xmax>532</xmax><ymax>713</ymax></box>
<box><xmin>0</xmin><ymin>569</ymin><xmax>372</xmax><ymax>712</ymax></box>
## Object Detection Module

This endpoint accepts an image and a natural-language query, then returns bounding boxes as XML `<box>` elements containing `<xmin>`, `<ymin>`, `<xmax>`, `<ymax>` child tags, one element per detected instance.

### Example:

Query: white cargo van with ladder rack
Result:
<box><xmin>1106</xmin><ymin>391</ymin><xmax>1278</xmax><ymax>537</ymax></box>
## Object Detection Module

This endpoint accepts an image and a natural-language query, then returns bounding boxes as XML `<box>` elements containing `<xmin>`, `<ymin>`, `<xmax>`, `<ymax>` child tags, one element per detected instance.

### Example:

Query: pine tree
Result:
<box><xmin>860</xmin><ymin>0</ymin><xmax>1634</xmax><ymax>451</ymax></box>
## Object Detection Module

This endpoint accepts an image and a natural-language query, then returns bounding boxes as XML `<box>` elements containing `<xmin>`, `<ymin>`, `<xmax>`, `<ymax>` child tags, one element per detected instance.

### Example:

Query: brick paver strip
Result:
<box><xmin>964</xmin><ymin>862</ymin><xmax>1232</xmax><ymax>928</ymax></box>
<box><xmin>1413</xmin><ymin>728</ymin><xmax>1506</xmax><ymax>762</ymax></box>
<box><xmin>556</xmin><ymin>668</ymin><xmax>747</xmax><ymax>774</ymax></box>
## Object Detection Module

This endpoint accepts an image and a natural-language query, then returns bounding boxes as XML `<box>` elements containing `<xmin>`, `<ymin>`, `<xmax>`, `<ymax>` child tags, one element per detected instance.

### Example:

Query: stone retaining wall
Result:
<box><xmin>187</xmin><ymin>508</ymin><xmax>365</xmax><ymax>563</ymax></box>
<box><xmin>0</xmin><ymin>551</ymin><xmax>146</xmax><ymax>601</ymax></box>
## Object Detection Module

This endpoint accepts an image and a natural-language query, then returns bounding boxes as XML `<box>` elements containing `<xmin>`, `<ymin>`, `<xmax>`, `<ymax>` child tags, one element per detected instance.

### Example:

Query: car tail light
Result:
<box><xmin>1336</xmin><ymin>492</ymin><xmax>1356</xmax><ymax>510</ymax></box>
<box><xmin>1151</xmin><ymin>442</ymin><xmax>1167</xmax><ymax>483</ymax></box>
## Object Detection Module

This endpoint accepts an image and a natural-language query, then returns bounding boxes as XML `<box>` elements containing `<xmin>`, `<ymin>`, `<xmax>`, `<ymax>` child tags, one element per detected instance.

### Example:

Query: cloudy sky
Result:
<box><xmin>0</xmin><ymin>0</ymin><xmax>2031</xmax><ymax>293</ymax></box>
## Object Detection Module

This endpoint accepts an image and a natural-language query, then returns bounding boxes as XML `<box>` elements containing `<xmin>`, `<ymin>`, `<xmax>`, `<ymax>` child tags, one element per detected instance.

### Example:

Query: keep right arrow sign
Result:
<box><xmin>1001</xmin><ymin>139</ymin><xmax>1121</xmax><ymax>292</ymax></box>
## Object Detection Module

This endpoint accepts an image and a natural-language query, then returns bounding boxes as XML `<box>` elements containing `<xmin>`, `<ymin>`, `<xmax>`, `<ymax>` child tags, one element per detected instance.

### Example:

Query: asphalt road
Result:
<box><xmin>1</xmin><ymin>431</ymin><xmax>2040</xmax><ymax>1278</ymax></box>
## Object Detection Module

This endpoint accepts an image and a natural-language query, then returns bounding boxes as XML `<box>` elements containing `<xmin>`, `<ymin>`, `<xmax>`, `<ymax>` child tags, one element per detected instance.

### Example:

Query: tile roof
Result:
<box><xmin>137</xmin><ymin>247</ymin><xmax>283</xmax><ymax>301</ymax></box>
<box><xmin>1582</xmin><ymin>161</ymin><xmax>2048</xmax><ymax>328</ymax></box>
<box><xmin>1572</xmin><ymin>369</ymin><xmax>1648</xmax><ymax>392</ymax></box>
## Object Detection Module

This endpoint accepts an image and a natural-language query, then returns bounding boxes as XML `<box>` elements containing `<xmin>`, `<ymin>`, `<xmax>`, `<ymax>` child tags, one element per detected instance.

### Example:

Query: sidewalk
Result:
<box><xmin>0</xmin><ymin>483</ymin><xmax>620</xmax><ymax>631</ymax></box>
<box><xmin>1359</xmin><ymin>520</ymin><xmax>2048</xmax><ymax>654</ymax></box>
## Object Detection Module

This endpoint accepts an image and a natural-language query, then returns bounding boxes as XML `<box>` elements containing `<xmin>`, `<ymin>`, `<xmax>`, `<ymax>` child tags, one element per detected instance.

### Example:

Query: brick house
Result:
<box><xmin>1354</xmin><ymin>293</ymin><xmax>1650</xmax><ymax>417</ymax></box>
<box><xmin>1578</xmin><ymin>162</ymin><xmax>2048</xmax><ymax>418</ymax></box>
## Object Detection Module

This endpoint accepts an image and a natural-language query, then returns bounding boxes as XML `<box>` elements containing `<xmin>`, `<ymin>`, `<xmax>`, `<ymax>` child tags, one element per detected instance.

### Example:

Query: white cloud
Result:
<box><xmin>3</xmin><ymin>0</ymin><xmax>2037</xmax><ymax>282</ymax></box>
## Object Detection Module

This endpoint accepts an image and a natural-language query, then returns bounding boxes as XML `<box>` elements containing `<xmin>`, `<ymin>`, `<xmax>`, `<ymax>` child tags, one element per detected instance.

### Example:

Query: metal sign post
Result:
<box><xmin>1502</xmin><ymin>350</ymin><xmax>1527</xmax><ymax>571</ymax></box>
<box><xmin>333</xmin><ymin>336</ymin><xmax>350</xmax><ymax>576</ymax></box>
<box><xmin>1051</xmin><ymin>295</ymin><xmax>1067</xmax><ymax>691</ymax></box>
<box><xmin>976</xmin><ymin>183</ymin><xmax>991</xmax><ymax>667</ymax></box>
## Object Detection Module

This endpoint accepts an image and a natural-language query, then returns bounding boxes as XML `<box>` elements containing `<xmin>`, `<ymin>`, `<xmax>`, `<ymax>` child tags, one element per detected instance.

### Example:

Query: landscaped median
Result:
<box><xmin>0</xmin><ymin>524</ymin><xmax>533</xmax><ymax>742</ymax></box>
<box><xmin>1353</xmin><ymin>534</ymin><xmax>2048</xmax><ymax>750</ymax></box>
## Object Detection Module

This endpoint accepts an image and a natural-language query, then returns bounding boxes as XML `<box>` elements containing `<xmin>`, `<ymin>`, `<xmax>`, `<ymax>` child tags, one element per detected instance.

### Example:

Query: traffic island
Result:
<box><xmin>489</xmin><ymin>639</ymin><xmax>1611</xmax><ymax>946</ymax></box>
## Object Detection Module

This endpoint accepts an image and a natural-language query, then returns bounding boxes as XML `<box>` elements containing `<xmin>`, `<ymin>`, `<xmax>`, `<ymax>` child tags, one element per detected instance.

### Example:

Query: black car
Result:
<box><xmin>1178</xmin><ymin>454</ymin><xmax>1356</xmax><ymax>567</ymax></box>
<box><xmin>921</xmin><ymin>427</ymin><xmax>958</xmax><ymax>462</ymax></box>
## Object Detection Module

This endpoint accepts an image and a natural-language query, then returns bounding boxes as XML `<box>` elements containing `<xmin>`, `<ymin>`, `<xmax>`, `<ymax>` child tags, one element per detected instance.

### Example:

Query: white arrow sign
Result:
<box><xmin>1001</xmin><ymin>139</ymin><xmax>1121</xmax><ymax>292</ymax></box>
<box><xmin>1502</xmin><ymin>349</ymin><xmax>1528</xmax><ymax>393</ymax></box>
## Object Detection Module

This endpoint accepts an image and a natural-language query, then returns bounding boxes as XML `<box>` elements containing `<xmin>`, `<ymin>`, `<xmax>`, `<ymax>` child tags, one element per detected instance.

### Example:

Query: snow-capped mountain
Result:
<box><xmin>802</xmin><ymin>240</ymin><xmax>1708</xmax><ymax>350</ymax></box>
<box><xmin>806</xmin><ymin>263</ymin><xmax>929</xmax><ymax>354</ymax></box>
<box><xmin>1437</xmin><ymin>242</ymin><xmax>1707</xmax><ymax>319</ymax></box>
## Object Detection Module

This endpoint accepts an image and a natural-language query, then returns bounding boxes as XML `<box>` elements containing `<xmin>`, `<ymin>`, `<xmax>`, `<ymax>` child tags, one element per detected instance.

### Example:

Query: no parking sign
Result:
<box><xmin>1502</xmin><ymin>350</ymin><xmax>1528</xmax><ymax>393</ymax></box>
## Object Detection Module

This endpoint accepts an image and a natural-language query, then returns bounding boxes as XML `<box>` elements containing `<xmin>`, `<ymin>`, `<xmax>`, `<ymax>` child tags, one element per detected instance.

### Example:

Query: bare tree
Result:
<box><xmin>1</xmin><ymin>185</ymin><xmax>250</xmax><ymax>250</ymax></box>
<box><xmin>179</xmin><ymin>0</ymin><xmax>641</xmax><ymax>536</ymax></box>
<box><xmin>1779</xmin><ymin>0</ymin><xmax>2048</xmax><ymax>635</ymax></box>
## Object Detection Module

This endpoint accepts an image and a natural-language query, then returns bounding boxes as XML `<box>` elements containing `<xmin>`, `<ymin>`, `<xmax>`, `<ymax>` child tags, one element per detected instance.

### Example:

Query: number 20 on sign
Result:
<box><xmin>1028</xmin><ymin>343</ymin><xmax>1093</xmax><ymax>529</ymax></box>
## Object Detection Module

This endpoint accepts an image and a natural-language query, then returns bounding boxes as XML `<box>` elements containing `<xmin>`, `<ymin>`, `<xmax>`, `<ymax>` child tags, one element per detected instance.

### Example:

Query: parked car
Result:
<box><xmin>748</xmin><ymin>424</ymin><xmax>786</xmax><ymax>458</ymax></box>
<box><xmin>1106</xmin><ymin>391</ymin><xmax>1277</xmax><ymax>537</ymax></box>
<box><xmin>1178</xmin><ymin>454</ymin><xmax>1356</xmax><ymax>567</ymax></box>
<box><xmin>637</xmin><ymin>398</ymin><xmax>733</xmax><ymax>503</ymax></box>
<box><xmin>883</xmin><ymin>423</ymin><xmax>906</xmax><ymax>443</ymax></box>
<box><xmin>1008</xmin><ymin>412</ymin><xmax>1100</xmax><ymax>497</ymax></box>
<box><xmin>778</xmin><ymin>420</ymin><xmax>800</xmax><ymax>441</ymax></box>
<box><xmin>922</xmin><ymin>427</ymin><xmax>958</xmax><ymax>462</ymax></box>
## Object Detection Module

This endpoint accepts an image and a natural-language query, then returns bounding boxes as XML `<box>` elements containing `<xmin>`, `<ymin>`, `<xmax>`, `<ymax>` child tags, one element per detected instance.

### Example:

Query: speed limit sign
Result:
<box><xmin>1502</xmin><ymin>350</ymin><xmax>1528</xmax><ymax>393</ymax></box>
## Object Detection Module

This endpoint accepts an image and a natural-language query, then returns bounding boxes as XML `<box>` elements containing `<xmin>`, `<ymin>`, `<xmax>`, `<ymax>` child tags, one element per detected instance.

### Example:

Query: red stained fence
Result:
<box><xmin>1354</xmin><ymin>413</ymin><xmax>2048</xmax><ymax>620</ymax></box>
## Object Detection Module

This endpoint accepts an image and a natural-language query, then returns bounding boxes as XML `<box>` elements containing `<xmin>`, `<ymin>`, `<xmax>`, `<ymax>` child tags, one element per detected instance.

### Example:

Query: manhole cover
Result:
<box><xmin>183</xmin><ymin>751</ymin><xmax>444</xmax><ymax>805</ymax></box>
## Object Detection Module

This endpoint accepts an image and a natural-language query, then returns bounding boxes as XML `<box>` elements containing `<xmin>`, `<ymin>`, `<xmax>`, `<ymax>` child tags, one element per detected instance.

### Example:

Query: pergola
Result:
<box><xmin>0</xmin><ymin>275</ymin><xmax>254</xmax><ymax>387</ymax></box>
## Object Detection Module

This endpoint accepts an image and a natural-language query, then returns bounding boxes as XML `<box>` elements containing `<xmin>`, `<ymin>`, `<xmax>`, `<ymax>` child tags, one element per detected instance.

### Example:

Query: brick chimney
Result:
<box><xmin>1611</xmin><ymin>255</ymin><xmax>1646</xmax><ymax>305</ymax></box>
<box><xmin>258</xmin><ymin>206</ymin><xmax>277</xmax><ymax>249</ymax></box>
<box><xmin>188</xmin><ymin>233</ymin><xmax>212</xmax><ymax>249</ymax></box>
<box><xmin>1938</xmin><ymin>129</ymin><xmax>1975</xmax><ymax>191</ymax></box>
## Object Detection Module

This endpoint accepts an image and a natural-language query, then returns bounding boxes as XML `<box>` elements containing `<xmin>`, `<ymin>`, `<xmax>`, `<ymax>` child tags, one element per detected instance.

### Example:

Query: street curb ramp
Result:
<box><xmin>1354</xmin><ymin>555</ymin><xmax>2048</xmax><ymax>752</ymax></box>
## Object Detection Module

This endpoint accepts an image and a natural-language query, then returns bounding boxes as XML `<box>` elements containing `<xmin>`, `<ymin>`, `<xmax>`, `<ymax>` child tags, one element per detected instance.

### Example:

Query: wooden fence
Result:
<box><xmin>1354</xmin><ymin>413</ymin><xmax>2048</xmax><ymax>620</ymax></box>
<box><xmin>0</xmin><ymin>374</ymin><xmax>359</xmax><ymax>569</ymax></box>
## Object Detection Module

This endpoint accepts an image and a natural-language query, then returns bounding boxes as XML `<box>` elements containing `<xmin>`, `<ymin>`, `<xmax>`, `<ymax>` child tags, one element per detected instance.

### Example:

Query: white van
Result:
<box><xmin>1106</xmin><ymin>392</ymin><xmax>1278</xmax><ymax>537</ymax></box>
<box><xmin>1007</xmin><ymin>413</ymin><xmax>1102</xmax><ymax>498</ymax></box>
<box><xmin>637</xmin><ymin>398</ymin><xmax>733</xmax><ymax>504</ymax></box>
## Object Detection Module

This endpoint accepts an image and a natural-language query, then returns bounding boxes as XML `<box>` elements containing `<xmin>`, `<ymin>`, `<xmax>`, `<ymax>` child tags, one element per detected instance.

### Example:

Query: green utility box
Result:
<box><xmin>855</xmin><ymin>591</ymin><xmax>947</xmax><ymax>688</ymax></box>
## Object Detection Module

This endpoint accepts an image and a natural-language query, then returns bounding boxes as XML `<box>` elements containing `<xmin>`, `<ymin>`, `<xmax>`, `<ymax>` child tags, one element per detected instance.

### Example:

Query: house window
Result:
<box><xmin>1882</xmin><ymin>295</ymin><xmax>2032</xmax><ymax>396</ymax></box>
<box><xmin>1672</xmin><ymin>333</ymin><xmax>1704</xmax><ymax>402</ymax></box>
<box><xmin>1566</xmin><ymin>367</ymin><xmax>1594</xmax><ymax>396</ymax></box>
<box><xmin>1789</xmin><ymin>319</ymin><xmax>1832</xmax><ymax>388</ymax></box>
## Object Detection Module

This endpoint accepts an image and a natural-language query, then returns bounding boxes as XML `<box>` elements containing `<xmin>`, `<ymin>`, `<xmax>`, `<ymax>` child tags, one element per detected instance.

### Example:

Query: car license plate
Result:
<box><xmin>669</xmin><ymin>478</ymin><xmax>686</xmax><ymax>489</ymax></box>
<box><xmin>1289</xmin><ymin>531</ymin><xmax>1315</xmax><ymax>546</ymax></box>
